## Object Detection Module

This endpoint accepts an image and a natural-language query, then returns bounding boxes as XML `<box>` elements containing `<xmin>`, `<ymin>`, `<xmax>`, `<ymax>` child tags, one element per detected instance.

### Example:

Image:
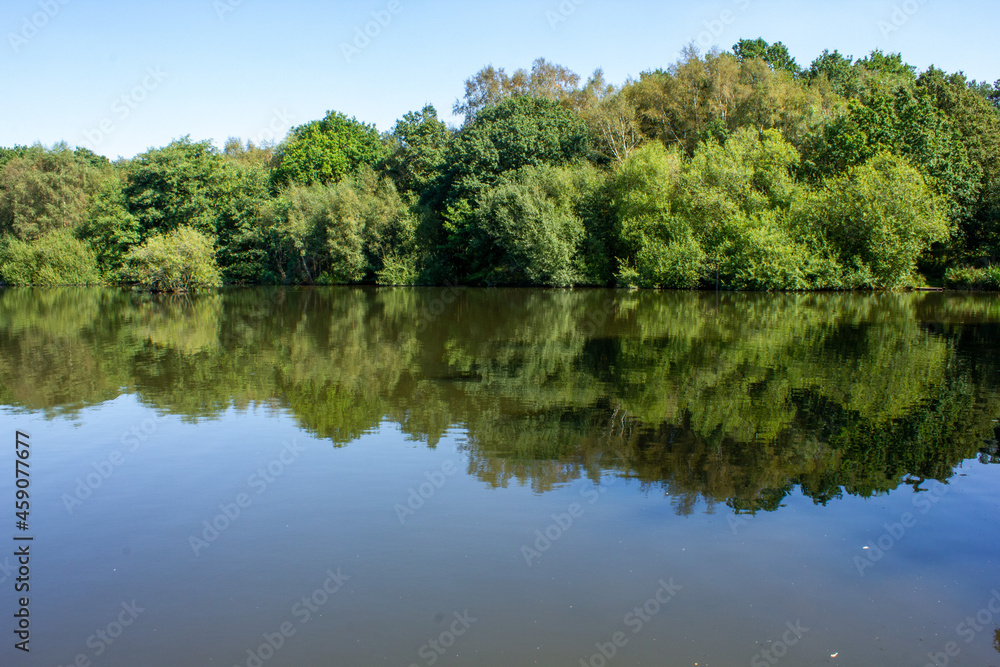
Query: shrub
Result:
<box><xmin>375</xmin><ymin>252</ymin><xmax>420</xmax><ymax>285</ymax></box>
<box><xmin>473</xmin><ymin>164</ymin><xmax>603</xmax><ymax>286</ymax></box>
<box><xmin>612</xmin><ymin>142</ymin><xmax>703</xmax><ymax>288</ymax></box>
<box><xmin>818</xmin><ymin>152</ymin><xmax>952</xmax><ymax>288</ymax></box>
<box><xmin>0</xmin><ymin>229</ymin><xmax>102</xmax><ymax>285</ymax></box>
<box><xmin>944</xmin><ymin>265</ymin><xmax>1000</xmax><ymax>290</ymax></box>
<box><xmin>277</xmin><ymin>169</ymin><xmax>417</xmax><ymax>284</ymax></box>
<box><xmin>124</xmin><ymin>226</ymin><xmax>222</xmax><ymax>291</ymax></box>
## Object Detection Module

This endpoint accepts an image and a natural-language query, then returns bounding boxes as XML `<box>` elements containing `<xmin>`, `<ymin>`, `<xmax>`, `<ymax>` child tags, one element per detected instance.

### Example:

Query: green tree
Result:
<box><xmin>917</xmin><ymin>67</ymin><xmax>1000</xmax><ymax>262</ymax></box>
<box><xmin>270</xmin><ymin>169</ymin><xmax>416</xmax><ymax>284</ymax></box>
<box><xmin>801</xmin><ymin>85</ymin><xmax>981</xmax><ymax>224</ymax></box>
<box><xmin>733</xmin><ymin>58</ymin><xmax>835</xmax><ymax>146</ymax></box>
<box><xmin>122</xmin><ymin>137</ymin><xmax>272</xmax><ymax>283</ymax></box>
<box><xmin>382</xmin><ymin>105</ymin><xmax>451</xmax><ymax>195</ymax></box>
<box><xmin>212</xmin><ymin>161</ymin><xmax>275</xmax><ymax>284</ymax></box>
<box><xmin>612</xmin><ymin>141</ymin><xmax>703</xmax><ymax>288</ymax></box>
<box><xmin>808</xmin><ymin>50</ymin><xmax>863</xmax><ymax>98</ymax></box>
<box><xmin>72</xmin><ymin>147</ymin><xmax>111</xmax><ymax>169</ymax></box>
<box><xmin>441</xmin><ymin>95</ymin><xmax>590</xmax><ymax>207</ymax></box>
<box><xmin>78</xmin><ymin>177</ymin><xmax>141</xmax><ymax>280</ymax></box>
<box><xmin>629</xmin><ymin>47</ymin><xmax>720</xmax><ymax>154</ymax></box>
<box><xmin>222</xmin><ymin>137</ymin><xmax>279</xmax><ymax>171</ymax></box>
<box><xmin>0</xmin><ymin>145</ymin><xmax>30</xmax><ymax>170</ymax></box>
<box><xmin>630</xmin><ymin>48</ymin><xmax>837</xmax><ymax>155</ymax></box>
<box><xmin>270</xmin><ymin>111</ymin><xmax>383</xmax><ymax>189</ymax></box>
<box><xmin>733</xmin><ymin>38</ymin><xmax>803</xmax><ymax>78</ymax></box>
<box><xmin>0</xmin><ymin>143</ymin><xmax>110</xmax><ymax>241</ymax></box>
<box><xmin>857</xmin><ymin>50</ymin><xmax>916</xmax><ymax>87</ymax></box>
<box><xmin>453</xmin><ymin>58</ymin><xmax>581</xmax><ymax>124</ymax></box>
<box><xmin>436</xmin><ymin>96</ymin><xmax>590</xmax><ymax>278</ymax></box>
<box><xmin>323</xmin><ymin>168</ymin><xmax>417</xmax><ymax>285</ymax></box>
<box><xmin>674</xmin><ymin>129</ymin><xmax>828</xmax><ymax>290</ymax></box>
<box><xmin>125</xmin><ymin>138</ymin><xmax>244</xmax><ymax>236</ymax></box>
<box><xmin>576</xmin><ymin>71</ymin><xmax>644</xmax><ymax>165</ymax></box>
<box><xmin>125</xmin><ymin>226</ymin><xmax>222</xmax><ymax>291</ymax></box>
<box><xmin>268</xmin><ymin>184</ymin><xmax>331</xmax><ymax>283</ymax></box>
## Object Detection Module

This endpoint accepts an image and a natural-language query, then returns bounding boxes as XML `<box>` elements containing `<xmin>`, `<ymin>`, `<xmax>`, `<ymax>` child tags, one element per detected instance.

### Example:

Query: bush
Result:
<box><xmin>612</xmin><ymin>142</ymin><xmax>703</xmax><ymax>288</ymax></box>
<box><xmin>718</xmin><ymin>211</ymin><xmax>817</xmax><ymax>291</ymax></box>
<box><xmin>277</xmin><ymin>169</ymin><xmax>417</xmax><ymax>285</ymax></box>
<box><xmin>0</xmin><ymin>229</ymin><xmax>102</xmax><ymax>285</ymax></box>
<box><xmin>944</xmin><ymin>265</ymin><xmax>1000</xmax><ymax>290</ymax></box>
<box><xmin>124</xmin><ymin>226</ymin><xmax>222</xmax><ymax>291</ymax></box>
<box><xmin>613</xmin><ymin>132</ymin><xmax>819</xmax><ymax>290</ymax></box>
<box><xmin>376</xmin><ymin>252</ymin><xmax>420</xmax><ymax>285</ymax></box>
<box><xmin>818</xmin><ymin>152</ymin><xmax>952</xmax><ymax>288</ymax></box>
<box><xmin>473</xmin><ymin>165</ymin><xmax>596</xmax><ymax>286</ymax></box>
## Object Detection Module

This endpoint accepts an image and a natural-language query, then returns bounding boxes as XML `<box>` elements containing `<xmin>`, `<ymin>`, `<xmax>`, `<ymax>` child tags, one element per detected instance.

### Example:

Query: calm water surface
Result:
<box><xmin>0</xmin><ymin>287</ymin><xmax>998</xmax><ymax>666</ymax></box>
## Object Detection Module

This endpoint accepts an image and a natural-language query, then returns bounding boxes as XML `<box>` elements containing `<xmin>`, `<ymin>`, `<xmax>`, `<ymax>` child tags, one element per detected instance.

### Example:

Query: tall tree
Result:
<box><xmin>0</xmin><ymin>143</ymin><xmax>110</xmax><ymax>241</ymax></box>
<box><xmin>119</xmin><ymin>137</ymin><xmax>272</xmax><ymax>283</ymax></box>
<box><xmin>917</xmin><ymin>67</ymin><xmax>1000</xmax><ymax>260</ymax></box>
<box><xmin>733</xmin><ymin>38</ymin><xmax>802</xmax><ymax>78</ymax></box>
<box><xmin>382</xmin><ymin>105</ymin><xmax>451</xmax><ymax>195</ymax></box>
<box><xmin>271</xmin><ymin>111</ymin><xmax>384</xmax><ymax>189</ymax></box>
<box><xmin>453</xmin><ymin>58</ymin><xmax>581</xmax><ymax>124</ymax></box>
<box><xmin>808</xmin><ymin>50</ymin><xmax>863</xmax><ymax>98</ymax></box>
<box><xmin>442</xmin><ymin>95</ymin><xmax>590</xmax><ymax>205</ymax></box>
<box><xmin>630</xmin><ymin>48</ymin><xmax>836</xmax><ymax>154</ymax></box>
<box><xmin>801</xmin><ymin>85</ymin><xmax>981</xmax><ymax>224</ymax></box>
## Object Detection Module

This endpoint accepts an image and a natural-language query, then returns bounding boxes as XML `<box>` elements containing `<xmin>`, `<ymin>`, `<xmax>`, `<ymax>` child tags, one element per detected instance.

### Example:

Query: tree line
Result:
<box><xmin>2</xmin><ymin>39</ymin><xmax>999</xmax><ymax>291</ymax></box>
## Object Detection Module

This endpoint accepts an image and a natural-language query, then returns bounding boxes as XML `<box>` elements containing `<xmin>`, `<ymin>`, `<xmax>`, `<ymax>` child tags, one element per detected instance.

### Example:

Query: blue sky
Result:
<box><xmin>1</xmin><ymin>0</ymin><xmax>997</xmax><ymax>159</ymax></box>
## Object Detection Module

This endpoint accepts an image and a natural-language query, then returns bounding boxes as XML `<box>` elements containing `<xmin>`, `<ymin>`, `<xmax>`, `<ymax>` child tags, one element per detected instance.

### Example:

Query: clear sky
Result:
<box><xmin>1</xmin><ymin>0</ymin><xmax>997</xmax><ymax>159</ymax></box>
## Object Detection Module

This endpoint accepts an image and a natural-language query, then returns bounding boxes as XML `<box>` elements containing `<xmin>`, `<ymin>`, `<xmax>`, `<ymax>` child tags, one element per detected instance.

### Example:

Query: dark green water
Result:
<box><xmin>0</xmin><ymin>287</ymin><xmax>998</xmax><ymax>666</ymax></box>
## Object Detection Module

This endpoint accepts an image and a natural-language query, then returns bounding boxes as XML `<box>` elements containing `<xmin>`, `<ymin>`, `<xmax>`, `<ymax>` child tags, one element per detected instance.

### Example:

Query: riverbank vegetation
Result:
<box><xmin>2</xmin><ymin>40</ymin><xmax>998</xmax><ymax>290</ymax></box>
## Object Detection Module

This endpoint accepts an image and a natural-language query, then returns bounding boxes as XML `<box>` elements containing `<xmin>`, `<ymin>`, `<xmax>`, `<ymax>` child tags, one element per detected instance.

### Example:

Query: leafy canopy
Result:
<box><xmin>271</xmin><ymin>111</ymin><xmax>383</xmax><ymax>189</ymax></box>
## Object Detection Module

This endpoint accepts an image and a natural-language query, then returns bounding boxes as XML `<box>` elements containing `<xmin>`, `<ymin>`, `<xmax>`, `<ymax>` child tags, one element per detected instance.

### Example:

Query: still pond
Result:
<box><xmin>0</xmin><ymin>287</ymin><xmax>998</xmax><ymax>666</ymax></box>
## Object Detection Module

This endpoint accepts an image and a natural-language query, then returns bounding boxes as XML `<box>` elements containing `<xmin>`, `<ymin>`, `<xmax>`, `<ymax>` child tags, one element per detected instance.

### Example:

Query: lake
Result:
<box><xmin>0</xmin><ymin>287</ymin><xmax>998</xmax><ymax>666</ymax></box>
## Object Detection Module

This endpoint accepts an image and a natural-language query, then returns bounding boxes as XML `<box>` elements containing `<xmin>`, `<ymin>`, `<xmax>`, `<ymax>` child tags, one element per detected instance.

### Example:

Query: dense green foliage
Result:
<box><xmin>945</xmin><ymin>264</ymin><xmax>1000</xmax><ymax>290</ymax></box>
<box><xmin>2</xmin><ymin>40</ymin><xmax>998</xmax><ymax>290</ymax></box>
<box><xmin>0</xmin><ymin>228</ymin><xmax>101</xmax><ymax>285</ymax></box>
<box><xmin>270</xmin><ymin>111</ymin><xmax>383</xmax><ymax>189</ymax></box>
<box><xmin>124</xmin><ymin>226</ymin><xmax>222</xmax><ymax>291</ymax></box>
<box><xmin>0</xmin><ymin>144</ymin><xmax>111</xmax><ymax>241</ymax></box>
<box><xmin>471</xmin><ymin>164</ymin><xmax>603</xmax><ymax>285</ymax></box>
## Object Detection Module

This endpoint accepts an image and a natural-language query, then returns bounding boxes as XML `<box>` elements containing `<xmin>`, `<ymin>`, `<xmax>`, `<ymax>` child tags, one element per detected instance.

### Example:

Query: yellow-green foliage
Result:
<box><xmin>0</xmin><ymin>229</ymin><xmax>102</xmax><ymax>285</ymax></box>
<box><xmin>611</xmin><ymin>131</ymin><xmax>952</xmax><ymax>290</ymax></box>
<box><xmin>817</xmin><ymin>152</ymin><xmax>951</xmax><ymax>287</ymax></box>
<box><xmin>125</xmin><ymin>226</ymin><xmax>222</xmax><ymax>291</ymax></box>
<box><xmin>944</xmin><ymin>265</ymin><xmax>1000</xmax><ymax>290</ymax></box>
<box><xmin>611</xmin><ymin>141</ymin><xmax>703</xmax><ymax>288</ymax></box>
